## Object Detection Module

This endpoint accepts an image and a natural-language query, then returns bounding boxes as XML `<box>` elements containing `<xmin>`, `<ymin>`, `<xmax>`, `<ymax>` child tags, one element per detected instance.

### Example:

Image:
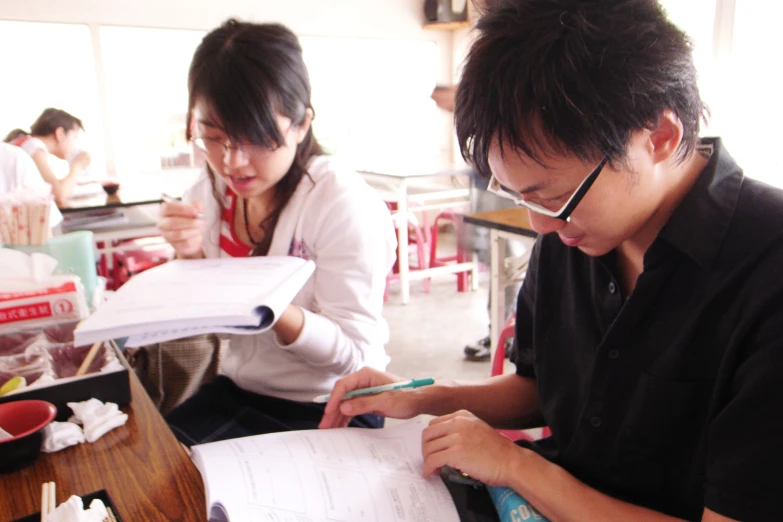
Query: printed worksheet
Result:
<box><xmin>191</xmin><ymin>417</ymin><xmax>460</xmax><ymax>522</ymax></box>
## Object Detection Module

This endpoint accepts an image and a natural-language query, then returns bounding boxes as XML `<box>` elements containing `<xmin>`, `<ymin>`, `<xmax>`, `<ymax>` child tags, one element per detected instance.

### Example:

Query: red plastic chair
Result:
<box><xmin>111</xmin><ymin>236</ymin><xmax>175</xmax><ymax>289</ymax></box>
<box><xmin>492</xmin><ymin>314</ymin><xmax>552</xmax><ymax>441</ymax></box>
<box><xmin>429</xmin><ymin>210</ymin><xmax>472</xmax><ymax>292</ymax></box>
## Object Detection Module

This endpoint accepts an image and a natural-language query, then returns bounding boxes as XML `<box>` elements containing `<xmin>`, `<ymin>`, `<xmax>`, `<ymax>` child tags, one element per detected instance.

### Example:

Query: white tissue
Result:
<box><xmin>41</xmin><ymin>421</ymin><xmax>86</xmax><ymax>453</ymax></box>
<box><xmin>0</xmin><ymin>249</ymin><xmax>58</xmax><ymax>283</ymax></box>
<box><xmin>67</xmin><ymin>398</ymin><xmax>128</xmax><ymax>443</ymax></box>
<box><xmin>46</xmin><ymin>495</ymin><xmax>108</xmax><ymax>522</ymax></box>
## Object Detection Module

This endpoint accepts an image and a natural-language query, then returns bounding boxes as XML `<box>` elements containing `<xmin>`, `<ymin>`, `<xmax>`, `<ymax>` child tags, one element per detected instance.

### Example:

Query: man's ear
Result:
<box><xmin>295</xmin><ymin>108</ymin><xmax>314</xmax><ymax>144</ymax></box>
<box><xmin>54</xmin><ymin>126</ymin><xmax>66</xmax><ymax>143</ymax></box>
<box><xmin>648</xmin><ymin>110</ymin><xmax>684</xmax><ymax>165</ymax></box>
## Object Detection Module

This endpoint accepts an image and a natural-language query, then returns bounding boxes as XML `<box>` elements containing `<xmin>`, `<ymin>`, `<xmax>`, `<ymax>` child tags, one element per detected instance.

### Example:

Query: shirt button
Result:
<box><xmin>590</xmin><ymin>416</ymin><xmax>602</xmax><ymax>428</ymax></box>
<box><xmin>608</xmin><ymin>349</ymin><xmax>620</xmax><ymax>359</ymax></box>
<box><xmin>608</xmin><ymin>282</ymin><xmax>617</xmax><ymax>294</ymax></box>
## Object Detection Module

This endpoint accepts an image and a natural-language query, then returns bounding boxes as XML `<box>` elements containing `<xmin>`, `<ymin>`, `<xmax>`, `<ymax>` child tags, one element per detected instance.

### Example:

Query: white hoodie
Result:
<box><xmin>184</xmin><ymin>155</ymin><xmax>396</xmax><ymax>402</ymax></box>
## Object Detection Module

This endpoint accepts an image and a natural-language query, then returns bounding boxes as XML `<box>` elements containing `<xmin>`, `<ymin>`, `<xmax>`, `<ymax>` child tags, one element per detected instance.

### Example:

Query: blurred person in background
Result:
<box><xmin>5</xmin><ymin>108</ymin><xmax>91</xmax><ymax>206</ymax></box>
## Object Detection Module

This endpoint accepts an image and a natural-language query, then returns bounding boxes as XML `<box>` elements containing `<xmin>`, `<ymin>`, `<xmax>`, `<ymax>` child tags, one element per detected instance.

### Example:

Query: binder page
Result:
<box><xmin>74</xmin><ymin>256</ymin><xmax>313</xmax><ymax>346</ymax></box>
<box><xmin>192</xmin><ymin>417</ymin><xmax>460</xmax><ymax>522</ymax></box>
<box><xmin>123</xmin><ymin>260</ymin><xmax>315</xmax><ymax>347</ymax></box>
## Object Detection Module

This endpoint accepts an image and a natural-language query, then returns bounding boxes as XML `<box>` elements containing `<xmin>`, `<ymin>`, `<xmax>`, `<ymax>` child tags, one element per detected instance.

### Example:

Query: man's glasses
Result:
<box><xmin>487</xmin><ymin>155</ymin><xmax>609</xmax><ymax>222</ymax></box>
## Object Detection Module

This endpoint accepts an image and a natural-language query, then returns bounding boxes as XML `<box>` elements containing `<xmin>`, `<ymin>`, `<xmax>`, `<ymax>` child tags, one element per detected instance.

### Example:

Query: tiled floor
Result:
<box><xmin>382</xmin><ymin>267</ymin><xmax>513</xmax><ymax>384</ymax></box>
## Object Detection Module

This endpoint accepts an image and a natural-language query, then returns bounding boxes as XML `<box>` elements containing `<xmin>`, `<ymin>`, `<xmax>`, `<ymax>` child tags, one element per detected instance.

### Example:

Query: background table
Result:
<box><xmin>59</xmin><ymin>169</ymin><xmax>200</xmax><ymax>273</ymax></box>
<box><xmin>360</xmin><ymin>168</ymin><xmax>479</xmax><ymax>303</ymax></box>
<box><xmin>0</xmin><ymin>364</ymin><xmax>206</xmax><ymax>521</ymax></box>
<box><xmin>463</xmin><ymin>208</ymin><xmax>536</xmax><ymax>361</ymax></box>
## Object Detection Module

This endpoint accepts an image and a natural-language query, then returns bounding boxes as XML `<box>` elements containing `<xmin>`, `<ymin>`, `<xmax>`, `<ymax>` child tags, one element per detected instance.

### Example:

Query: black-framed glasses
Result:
<box><xmin>487</xmin><ymin>155</ymin><xmax>609</xmax><ymax>222</ymax></box>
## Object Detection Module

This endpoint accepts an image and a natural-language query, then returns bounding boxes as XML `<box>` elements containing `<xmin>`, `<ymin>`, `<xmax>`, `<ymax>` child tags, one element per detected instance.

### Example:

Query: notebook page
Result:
<box><xmin>191</xmin><ymin>417</ymin><xmax>460</xmax><ymax>522</ymax></box>
<box><xmin>123</xmin><ymin>260</ymin><xmax>316</xmax><ymax>347</ymax></box>
<box><xmin>74</xmin><ymin>257</ymin><xmax>314</xmax><ymax>346</ymax></box>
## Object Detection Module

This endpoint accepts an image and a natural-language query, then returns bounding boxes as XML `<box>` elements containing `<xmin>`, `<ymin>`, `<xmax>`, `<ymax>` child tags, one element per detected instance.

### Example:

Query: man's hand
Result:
<box><xmin>422</xmin><ymin>410</ymin><xmax>525</xmax><ymax>487</ymax></box>
<box><xmin>319</xmin><ymin>367</ymin><xmax>423</xmax><ymax>429</ymax></box>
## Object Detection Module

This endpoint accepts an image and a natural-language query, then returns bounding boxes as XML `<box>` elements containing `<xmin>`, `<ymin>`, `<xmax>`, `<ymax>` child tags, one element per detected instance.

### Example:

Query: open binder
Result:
<box><xmin>74</xmin><ymin>256</ymin><xmax>315</xmax><ymax>347</ymax></box>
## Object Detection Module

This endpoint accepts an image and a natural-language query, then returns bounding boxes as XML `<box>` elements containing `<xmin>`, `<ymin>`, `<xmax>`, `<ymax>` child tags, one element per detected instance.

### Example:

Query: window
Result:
<box><xmin>99</xmin><ymin>26</ymin><xmax>205</xmax><ymax>179</ymax></box>
<box><xmin>0</xmin><ymin>21</ymin><xmax>105</xmax><ymax>178</ymax></box>
<box><xmin>301</xmin><ymin>36</ymin><xmax>442</xmax><ymax>173</ymax></box>
<box><xmin>661</xmin><ymin>1</ymin><xmax>782</xmax><ymax>187</ymax></box>
<box><xmin>721</xmin><ymin>2</ymin><xmax>783</xmax><ymax>186</ymax></box>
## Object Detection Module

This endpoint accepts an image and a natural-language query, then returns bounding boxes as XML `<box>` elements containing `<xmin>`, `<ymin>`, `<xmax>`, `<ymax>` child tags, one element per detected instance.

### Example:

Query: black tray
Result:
<box><xmin>13</xmin><ymin>489</ymin><xmax>122</xmax><ymax>522</ymax></box>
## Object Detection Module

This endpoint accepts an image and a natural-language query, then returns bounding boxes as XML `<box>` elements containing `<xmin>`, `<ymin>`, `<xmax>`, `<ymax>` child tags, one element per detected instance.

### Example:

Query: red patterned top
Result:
<box><xmin>219</xmin><ymin>189</ymin><xmax>252</xmax><ymax>257</ymax></box>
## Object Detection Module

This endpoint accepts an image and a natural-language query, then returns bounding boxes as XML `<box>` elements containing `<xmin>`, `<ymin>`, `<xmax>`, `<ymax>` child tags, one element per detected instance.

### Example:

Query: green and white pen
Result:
<box><xmin>312</xmin><ymin>377</ymin><xmax>435</xmax><ymax>404</ymax></box>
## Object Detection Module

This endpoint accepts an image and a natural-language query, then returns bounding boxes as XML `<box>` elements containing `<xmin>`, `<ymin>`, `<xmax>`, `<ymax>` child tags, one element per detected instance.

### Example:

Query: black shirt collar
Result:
<box><xmin>658</xmin><ymin>138</ymin><xmax>743</xmax><ymax>267</ymax></box>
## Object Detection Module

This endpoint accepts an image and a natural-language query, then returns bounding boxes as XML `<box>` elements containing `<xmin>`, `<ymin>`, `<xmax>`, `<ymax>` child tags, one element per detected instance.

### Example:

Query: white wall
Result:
<box><xmin>1</xmin><ymin>0</ymin><xmax>459</xmax><ymax>174</ymax></box>
<box><xmin>0</xmin><ymin>0</ymin><xmax>454</xmax><ymax>82</ymax></box>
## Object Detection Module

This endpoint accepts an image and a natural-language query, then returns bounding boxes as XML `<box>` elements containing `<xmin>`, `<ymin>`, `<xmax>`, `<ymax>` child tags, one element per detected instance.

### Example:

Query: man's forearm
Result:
<box><xmin>417</xmin><ymin>373</ymin><xmax>544</xmax><ymax>429</ymax></box>
<box><xmin>508</xmin><ymin>448</ymin><xmax>688</xmax><ymax>522</ymax></box>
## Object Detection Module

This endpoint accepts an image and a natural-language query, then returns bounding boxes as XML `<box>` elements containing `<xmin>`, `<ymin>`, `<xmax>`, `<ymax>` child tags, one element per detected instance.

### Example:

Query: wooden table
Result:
<box><xmin>360</xmin><ymin>168</ymin><xmax>479</xmax><ymax>304</ymax></box>
<box><xmin>0</xmin><ymin>367</ymin><xmax>206</xmax><ymax>521</ymax></box>
<box><xmin>463</xmin><ymin>208</ymin><xmax>537</xmax><ymax>362</ymax></box>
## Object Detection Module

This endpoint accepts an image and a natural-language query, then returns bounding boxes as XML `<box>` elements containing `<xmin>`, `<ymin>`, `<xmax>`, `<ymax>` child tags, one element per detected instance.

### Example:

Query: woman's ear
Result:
<box><xmin>295</xmin><ymin>108</ymin><xmax>314</xmax><ymax>144</ymax></box>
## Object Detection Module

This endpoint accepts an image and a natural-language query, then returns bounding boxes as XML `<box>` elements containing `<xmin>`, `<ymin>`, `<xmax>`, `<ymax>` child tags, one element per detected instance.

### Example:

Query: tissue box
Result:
<box><xmin>0</xmin><ymin>276</ymin><xmax>89</xmax><ymax>335</ymax></box>
<box><xmin>0</xmin><ymin>323</ymin><xmax>130</xmax><ymax>421</ymax></box>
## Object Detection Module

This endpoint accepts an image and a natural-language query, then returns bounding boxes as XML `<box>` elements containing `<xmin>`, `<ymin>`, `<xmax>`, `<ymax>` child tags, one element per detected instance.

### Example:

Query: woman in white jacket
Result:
<box><xmin>158</xmin><ymin>19</ymin><xmax>396</xmax><ymax>446</ymax></box>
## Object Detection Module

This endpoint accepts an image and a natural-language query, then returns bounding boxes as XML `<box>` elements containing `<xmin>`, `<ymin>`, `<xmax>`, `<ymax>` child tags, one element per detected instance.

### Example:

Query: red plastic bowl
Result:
<box><xmin>0</xmin><ymin>400</ymin><xmax>57</xmax><ymax>474</ymax></box>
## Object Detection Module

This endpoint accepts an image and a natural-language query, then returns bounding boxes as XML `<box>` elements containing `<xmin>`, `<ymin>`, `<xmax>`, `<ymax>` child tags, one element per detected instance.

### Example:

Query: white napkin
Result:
<box><xmin>46</xmin><ymin>495</ymin><xmax>108</xmax><ymax>522</ymax></box>
<box><xmin>66</xmin><ymin>398</ymin><xmax>128</xmax><ymax>443</ymax></box>
<box><xmin>41</xmin><ymin>421</ymin><xmax>85</xmax><ymax>453</ymax></box>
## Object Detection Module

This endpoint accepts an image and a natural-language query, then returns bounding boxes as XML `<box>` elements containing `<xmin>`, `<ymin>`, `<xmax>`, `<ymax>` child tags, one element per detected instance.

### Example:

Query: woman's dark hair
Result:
<box><xmin>4</xmin><ymin>108</ymin><xmax>84</xmax><ymax>143</ymax></box>
<box><xmin>186</xmin><ymin>19</ymin><xmax>323</xmax><ymax>256</ymax></box>
<box><xmin>455</xmin><ymin>0</ymin><xmax>709</xmax><ymax>176</ymax></box>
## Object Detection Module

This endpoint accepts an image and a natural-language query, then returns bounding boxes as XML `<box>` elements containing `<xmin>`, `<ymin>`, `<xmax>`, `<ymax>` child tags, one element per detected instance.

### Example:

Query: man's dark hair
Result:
<box><xmin>455</xmin><ymin>0</ymin><xmax>708</xmax><ymax>175</ymax></box>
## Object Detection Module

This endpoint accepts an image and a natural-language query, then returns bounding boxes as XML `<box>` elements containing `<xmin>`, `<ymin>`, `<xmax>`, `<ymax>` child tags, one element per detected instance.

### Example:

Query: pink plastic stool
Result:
<box><xmin>384</xmin><ymin>202</ymin><xmax>431</xmax><ymax>301</ymax></box>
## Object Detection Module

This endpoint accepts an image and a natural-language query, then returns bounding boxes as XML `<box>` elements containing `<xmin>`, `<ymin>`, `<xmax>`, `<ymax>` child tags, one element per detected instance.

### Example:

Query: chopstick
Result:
<box><xmin>40</xmin><ymin>481</ymin><xmax>56</xmax><ymax>520</ymax></box>
<box><xmin>106</xmin><ymin>506</ymin><xmax>118</xmax><ymax>522</ymax></box>
<box><xmin>76</xmin><ymin>341</ymin><xmax>103</xmax><ymax>377</ymax></box>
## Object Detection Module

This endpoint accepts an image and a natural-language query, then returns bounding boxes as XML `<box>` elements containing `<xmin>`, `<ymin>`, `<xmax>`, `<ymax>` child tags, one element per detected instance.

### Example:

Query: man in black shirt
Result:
<box><xmin>320</xmin><ymin>1</ymin><xmax>783</xmax><ymax>520</ymax></box>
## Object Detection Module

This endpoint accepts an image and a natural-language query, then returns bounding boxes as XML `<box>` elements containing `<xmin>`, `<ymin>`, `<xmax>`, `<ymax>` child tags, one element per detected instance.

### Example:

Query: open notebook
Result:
<box><xmin>191</xmin><ymin>417</ymin><xmax>464</xmax><ymax>522</ymax></box>
<box><xmin>73</xmin><ymin>256</ymin><xmax>315</xmax><ymax>347</ymax></box>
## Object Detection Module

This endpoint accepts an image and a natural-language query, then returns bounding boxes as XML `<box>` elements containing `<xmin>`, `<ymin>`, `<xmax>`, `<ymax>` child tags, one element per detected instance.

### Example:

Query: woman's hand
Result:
<box><xmin>158</xmin><ymin>200</ymin><xmax>206</xmax><ymax>259</ymax></box>
<box><xmin>422</xmin><ymin>410</ymin><xmax>526</xmax><ymax>487</ymax></box>
<box><xmin>69</xmin><ymin>150</ymin><xmax>91</xmax><ymax>170</ymax></box>
<box><xmin>319</xmin><ymin>367</ymin><xmax>424</xmax><ymax>429</ymax></box>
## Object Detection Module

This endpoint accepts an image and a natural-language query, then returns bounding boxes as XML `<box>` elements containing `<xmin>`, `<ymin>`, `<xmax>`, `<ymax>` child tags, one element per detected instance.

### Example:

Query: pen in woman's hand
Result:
<box><xmin>161</xmin><ymin>193</ymin><xmax>205</xmax><ymax>220</ymax></box>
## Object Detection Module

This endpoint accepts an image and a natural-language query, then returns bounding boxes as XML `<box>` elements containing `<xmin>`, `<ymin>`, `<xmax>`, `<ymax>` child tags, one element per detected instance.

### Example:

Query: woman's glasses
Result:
<box><xmin>191</xmin><ymin>137</ymin><xmax>278</xmax><ymax>158</ymax></box>
<box><xmin>487</xmin><ymin>155</ymin><xmax>609</xmax><ymax>222</ymax></box>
